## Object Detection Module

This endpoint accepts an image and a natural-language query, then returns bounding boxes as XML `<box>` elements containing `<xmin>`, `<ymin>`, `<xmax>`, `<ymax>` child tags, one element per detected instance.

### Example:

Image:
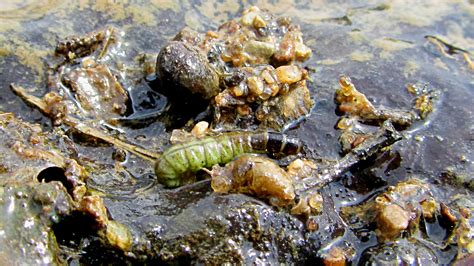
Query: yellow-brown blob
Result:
<box><xmin>335</xmin><ymin>75</ymin><xmax>376</xmax><ymax>117</ymax></box>
<box><xmin>210</xmin><ymin>155</ymin><xmax>295</xmax><ymax>206</ymax></box>
<box><xmin>376</xmin><ymin>204</ymin><xmax>410</xmax><ymax>241</ymax></box>
<box><xmin>276</xmin><ymin>65</ymin><xmax>303</xmax><ymax>84</ymax></box>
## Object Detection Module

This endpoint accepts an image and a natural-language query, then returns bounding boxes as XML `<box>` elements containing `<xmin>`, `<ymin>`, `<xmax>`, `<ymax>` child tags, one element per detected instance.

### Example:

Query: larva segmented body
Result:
<box><xmin>155</xmin><ymin>131</ymin><xmax>302</xmax><ymax>187</ymax></box>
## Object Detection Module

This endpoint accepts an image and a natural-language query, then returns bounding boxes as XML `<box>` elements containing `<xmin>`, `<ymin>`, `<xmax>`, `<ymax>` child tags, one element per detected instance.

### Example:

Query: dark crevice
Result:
<box><xmin>37</xmin><ymin>166</ymin><xmax>74</xmax><ymax>195</ymax></box>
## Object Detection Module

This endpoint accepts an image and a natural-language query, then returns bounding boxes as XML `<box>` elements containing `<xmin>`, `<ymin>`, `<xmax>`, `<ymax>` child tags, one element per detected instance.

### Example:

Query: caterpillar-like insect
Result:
<box><xmin>155</xmin><ymin>131</ymin><xmax>302</xmax><ymax>187</ymax></box>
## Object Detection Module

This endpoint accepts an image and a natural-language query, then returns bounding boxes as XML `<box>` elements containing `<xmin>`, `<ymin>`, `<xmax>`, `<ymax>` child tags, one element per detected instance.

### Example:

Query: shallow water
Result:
<box><xmin>0</xmin><ymin>0</ymin><xmax>473</xmax><ymax>264</ymax></box>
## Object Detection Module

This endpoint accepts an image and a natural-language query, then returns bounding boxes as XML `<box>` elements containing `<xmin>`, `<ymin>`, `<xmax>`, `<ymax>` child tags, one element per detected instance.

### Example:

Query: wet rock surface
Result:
<box><xmin>0</xmin><ymin>112</ymin><xmax>77</xmax><ymax>264</ymax></box>
<box><xmin>0</xmin><ymin>0</ymin><xmax>473</xmax><ymax>264</ymax></box>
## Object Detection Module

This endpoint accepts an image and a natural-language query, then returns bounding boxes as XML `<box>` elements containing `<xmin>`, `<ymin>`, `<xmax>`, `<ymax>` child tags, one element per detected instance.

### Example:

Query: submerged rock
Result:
<box><xmin>0</xmin><ymin>113</ymin><xmax>79</xmax><ymax>264</ymax></box>
<box><xmin>0</xmin><ymin>182</ymin><xmax>74</xmax><ymax>265</ymax></box>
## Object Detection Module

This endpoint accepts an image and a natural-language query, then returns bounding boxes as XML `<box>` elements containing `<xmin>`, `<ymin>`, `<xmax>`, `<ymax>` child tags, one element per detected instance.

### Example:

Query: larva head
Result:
<box><xmin>155</xmin><ymin>157</ymin><xmax>181</xmax><ymax>187</ymax></box>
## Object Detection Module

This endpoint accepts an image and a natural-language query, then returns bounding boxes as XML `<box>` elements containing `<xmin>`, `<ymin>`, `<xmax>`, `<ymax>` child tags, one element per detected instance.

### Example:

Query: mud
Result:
<box><xmin>0</xmin><ymin>0</ymin><xmax>473</xmax><ymax>264</ymax></box>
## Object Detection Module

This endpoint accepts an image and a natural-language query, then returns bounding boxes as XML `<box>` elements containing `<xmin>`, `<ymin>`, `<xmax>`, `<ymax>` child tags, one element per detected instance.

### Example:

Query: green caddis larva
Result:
<box><xmin>155</xmin><ymin>131</ymin><xmax>302</xmax><ymax>187</ymax></box>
